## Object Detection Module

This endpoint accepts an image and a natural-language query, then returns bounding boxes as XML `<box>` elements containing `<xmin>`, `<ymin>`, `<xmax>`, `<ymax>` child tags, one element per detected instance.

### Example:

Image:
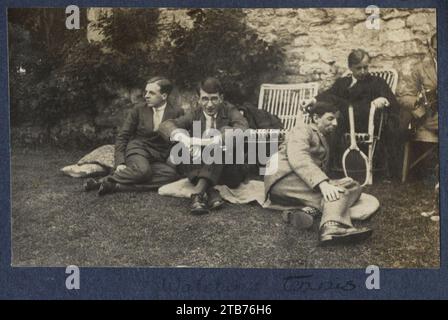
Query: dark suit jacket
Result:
<box><xmin>158</xmin><ymin>101</ymin><xmax>249</xmax><ymax>141</ymax></box>
<box><xmin>316</xmin><ymin>74</ymin><xmax>400</xmax><ymax>132</ymax></box>
<box><xmin>114</xmin><ymin>103</ymin><xmax>184</xmax><ymax>166</ymax></box>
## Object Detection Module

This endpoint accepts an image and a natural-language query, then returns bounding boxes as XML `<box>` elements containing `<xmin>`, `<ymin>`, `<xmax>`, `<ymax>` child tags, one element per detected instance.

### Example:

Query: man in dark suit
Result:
<box><xmin>159</xmin><ymin>77</ymin><xmax>249</xmax><ymax>215</ymax></box>
<box><xmin>84</xmin><ymin>76</ymin><xmax>184</xmax><ymax>195</ymax></box>
<box><xmin>315</xmin><ymin>49</ymin><xmax>402</xmax><ymax>179</ymax></box>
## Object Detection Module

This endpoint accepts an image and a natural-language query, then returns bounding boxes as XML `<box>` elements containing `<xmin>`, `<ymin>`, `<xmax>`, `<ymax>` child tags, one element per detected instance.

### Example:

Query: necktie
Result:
<box><xmin>210</xmin><ymin>116</ymin><xmax>216</xmax><ymax>129</ymax></box>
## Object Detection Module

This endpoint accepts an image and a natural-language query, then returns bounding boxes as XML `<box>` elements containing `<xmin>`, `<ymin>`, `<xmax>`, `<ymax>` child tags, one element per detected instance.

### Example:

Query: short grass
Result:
<box><xmin>11</xmin><ymin>146</ymin><xmax>440</xmax><ymax>268</ymax></box>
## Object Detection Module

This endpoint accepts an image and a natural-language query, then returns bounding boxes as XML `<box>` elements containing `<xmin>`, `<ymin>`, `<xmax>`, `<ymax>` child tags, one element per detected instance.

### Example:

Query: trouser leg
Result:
<box><xmin>111</xmin><ymin>154</ymin><xmax>152</xmax><ymax>184</ymax></box>
<box><xmin>184</xmin><ymin>163</ymin><xmax>247</xmax><ymax>188</ymax></box>
<box><xmin>319</xmin><ymin>178</ymin><xmax>362</xmax><ymax>228</ymax></box>
<box><xmin>218</xmin><ymin>164</ymin><xmax>247</xmax><ymax>189</ymax></box>
<box><xmin>269</xmin><ymin>175</ymin><xmax>362</xmax><ymax>229</ymax></box>
<box><xmin>184</xmin><ymin>163</ymin><xmax>223</xmax><ymax>187</ymax></box>
<box><xmin>114</xmin><ymin>161</ymin><xmax>181</xmax><ymax>192</ymax></box>
<box><xmin>268</xmin><ymin>173</ymin><xmax>324</xmax><ymax>209</ymax></box>
<box><xmin>383</xmin><ymin>124</ymin><xmax>406</xmax><ymax>179</ymax></box>
<box><xmin>149</xmin><ymin>162</ymin><xmax>181</xmax><ymax>186</ymax></box>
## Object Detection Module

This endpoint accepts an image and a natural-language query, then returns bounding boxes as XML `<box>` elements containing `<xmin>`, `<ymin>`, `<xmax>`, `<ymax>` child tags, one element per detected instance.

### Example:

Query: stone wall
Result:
<box><xmin>150</xmin><ymin>7</ymin><xmax>436</xmax><ymax>101</ymax></box>
<box><xmin>113</xmin><ymin>7</ymin><xmax>435</xmax><ymax>106</ymax></box>
<box><xmin>243</xmin><ymin>8</ymin><xmax>436</xmax><ymax>101</ymax></box>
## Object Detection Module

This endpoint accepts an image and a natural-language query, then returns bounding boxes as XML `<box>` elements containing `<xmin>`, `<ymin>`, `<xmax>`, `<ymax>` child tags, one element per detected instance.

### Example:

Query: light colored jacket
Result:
<box><xmin>264</xmin><ymin>121</ymin><xmax>330</xmax><ymax>198</ymax></box>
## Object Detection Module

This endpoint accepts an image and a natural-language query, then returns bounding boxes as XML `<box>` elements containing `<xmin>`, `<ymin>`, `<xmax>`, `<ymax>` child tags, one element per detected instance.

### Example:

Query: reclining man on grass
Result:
<box><xmin>264</xmin><ymin>101</ymin><xmax>373</xmax><ymax>246</ymax></box>
<box><xmin>158</xmin><ymin>77</ymin><xmax>249</xmax><ymax>215</ymax></box>
<box><xmin>84</xmin><ymin>76</ymin><xmax>184</xmax><ymax>195</ymax></box>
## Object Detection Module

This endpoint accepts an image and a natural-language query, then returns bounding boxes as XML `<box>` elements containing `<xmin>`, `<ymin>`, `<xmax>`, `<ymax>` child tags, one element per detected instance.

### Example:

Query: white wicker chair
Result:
<box><xmin>257</xmin><ymin>82</ymin><xmax>319</xmax><ymax>133</ymax></box>
<box><xmin>256</xmin><ymin>70</ymin><xmax>398</xmax><ymax>185</ymax></box>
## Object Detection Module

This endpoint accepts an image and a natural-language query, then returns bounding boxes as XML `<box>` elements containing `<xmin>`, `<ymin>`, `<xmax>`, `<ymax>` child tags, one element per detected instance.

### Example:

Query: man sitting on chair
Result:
<box><xmin>158</xmin><ymin>77</ymin><xmax>249</xmax><ymax>215</ymax></box>
<box><xmin>84</xmin><ymin>76</ymin><xmax>184</xmax><ymax>195</ymax></box>
<box><xmin>399</xmin><ymin>33</ymin><xmax>438</xmax><ymax>220</ymax></box>
<box><xmin>264</xmin><ymin>101</ymin><xmax>373</xmax><ymax>245</ymax></box>
<box><xmin>399</xmin><ymin>33</ymin><xmax>437</xmax><ymax>135</ymax></box>
<box><xmin>314</xmin><ymin>49</ymin><xmax>402</xmax><ymax>179</ymax></box>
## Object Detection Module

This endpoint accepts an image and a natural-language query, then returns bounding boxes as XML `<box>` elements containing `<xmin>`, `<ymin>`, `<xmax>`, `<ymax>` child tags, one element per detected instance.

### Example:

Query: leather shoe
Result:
<box><xmin>190</xmin><ymin>193</ymin><xmax>209</xmax><ymax>215</ymax></box>
<box><xmin>319</xmin><ymin>222</ymin><xmax>372</xmax><ymax>246</ymax></box>
<box><xmin>98</xmin><ymin>179</ymin><xmax>117</xmax><ymax>196</ymax></box>
<box><xmin>206</xmin><ymin>188</ymin><xmax>224</xmax><ymax>210</ymax></box>
<box><xmin>84</xmin><ymin>178</ymin><xmax>101</xmax><ymax>191</ymax></box>
<box><xmin>282</xmin><ymin>209</ymin><xmax>314</xmax><ymax>230</ymax></box>
<box><xmin>300</xmin><ymin>206</ymin><xmax>322</xmax><ymax>219</ymax></box>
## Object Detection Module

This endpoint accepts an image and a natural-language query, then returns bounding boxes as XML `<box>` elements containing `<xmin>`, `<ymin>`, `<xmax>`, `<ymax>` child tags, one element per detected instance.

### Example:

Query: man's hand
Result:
<box><xmin>115</xmin><ymin>164</ymin><xmax>127</xmax><ymax>173</ymax></box>
<box><xmin>301</xmin><ymin>98</ymin><xmax>317</xmax><ymax>111</ymax></box>
<box><xmin>318</xmin><ymin>181</ymin><xmax>345</xmax><ymax>202</ymax></box>
<box><xmin>173</xmin><ymin>132</ymin><xmax>204</xmax><ymax>159</ymax></box>
<box><xmin>173</xmin><ymin>132</ymin><xmax>192</xmax><ymax>149</ymax></box>
<box><xmin>209</xmin><ymin>134</ymin><xmax>222</xmax><ymax>146</ymax></box>
<box><xmin>371</xmin><ymin>97</ymin><xmax>390</xmax><ymax>109</ymax></box>
<box><xmin>190</xmin><ymin>134</ymin><xmax>222</xmax><ymax>147</ymax></box>
<box><xmin>190</xmin><ymin>145</ymin><xmax>202</xmax><ymax>161</ymax></box>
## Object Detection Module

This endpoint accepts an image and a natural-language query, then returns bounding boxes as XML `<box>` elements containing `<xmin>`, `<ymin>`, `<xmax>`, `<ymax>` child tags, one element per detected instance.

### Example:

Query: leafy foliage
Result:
<box><xmin>9</xmin><ymin>8</ymin><xmax>284</xmax><ymax>144</ymax></box>
<box><xmin>91</xmin><ymin>8</ymin><xmax>285</xmax><ymax>103</ymax></box>
<box><xmin>166</xmin><ymin>9</ymin><xmax>284</xmax><ymax>103</ymax></box>
<box><xmin>8</xmin><ymin>8</ymin><xmax>99</xmax><ymax>127</ymax></box>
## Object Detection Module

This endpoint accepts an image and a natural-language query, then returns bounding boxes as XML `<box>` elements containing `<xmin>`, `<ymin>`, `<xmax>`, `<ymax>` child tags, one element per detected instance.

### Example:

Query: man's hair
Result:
<box><xmin>197</xmin><ymin>77</ymin><xmax>223</xmax><ymax>95</ymax></box>
<box><xmin>308</xmin><ymin>100</ymin><xmax>339</xmax><ymax>118</ymax></box>
<box><xmin>348</xmin><ymin>49</ymin><xmax>370</xmax><ymax>68</ymax></box>
<box><xmin>147</xmin><ymin>76</ymin><xmax>173</xmax><ymax>95</ymax></box>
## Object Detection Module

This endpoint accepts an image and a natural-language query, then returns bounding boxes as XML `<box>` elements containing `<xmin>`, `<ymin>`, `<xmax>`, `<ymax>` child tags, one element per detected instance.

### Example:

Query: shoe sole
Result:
<box><xmin>97</xmin><ymin>184</ymin><xmax>112</xmax><ymax>196</ymax></box>
<box><xmin>84</xmin><ymin>179</ymin><xmax>100</xmax><ymax>192</ymax></box>
<box><xmin>209</xmin><ymin>200</ymin><xmax>225</xmax><ymax>210</ymax></box>
<box><xmin>97</xmin><ymin>186</ymin><xmax>106</xmax><ymax>196</ymax></box>
<box><xmin>84</xmin><ymin>184</ymin><xmax>98</xmax><ymax>192</ymax></box>
<box><xmin>319</xmin><ymin>229</ymin><xmax>373</xmax><ymax>246</ymax></box>
<box><xmin>283</xmin><ymin>211</ymin><xmax>314</xmax><ymax>230</ymax></box>
<box><xmin>190</xmin><ymin>207</ymin><xmax>210</xmax><ymax>215</ymax></box>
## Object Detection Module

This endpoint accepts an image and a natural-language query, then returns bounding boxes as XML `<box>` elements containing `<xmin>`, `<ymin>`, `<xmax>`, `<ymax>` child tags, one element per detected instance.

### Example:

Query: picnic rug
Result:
<box><xmin>61</xmin><ymin>144</ymin><xmax>380</xmax><ymax>220</ymax></box>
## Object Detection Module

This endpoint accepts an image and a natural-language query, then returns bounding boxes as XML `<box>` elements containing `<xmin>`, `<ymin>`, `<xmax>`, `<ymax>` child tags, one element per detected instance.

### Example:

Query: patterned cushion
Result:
<box><xmin>61</xmin><ymin>164</ymin><xmax>108</xmax><ymax>178</ymax></box>
<box><xmin>77</xmin><ymin>144</ymin><xmax>115</xmax><ymax>169</ymax></box>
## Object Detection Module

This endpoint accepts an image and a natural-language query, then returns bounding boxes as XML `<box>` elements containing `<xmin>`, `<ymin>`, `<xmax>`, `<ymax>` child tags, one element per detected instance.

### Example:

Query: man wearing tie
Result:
<box><xmin>84</xmin><ymin>76</ymin><xmax>184</xmax><ymax>195</ymax></box>
<box><xmin>159</xmin><ymin>77</ymin><xmax>249</xmax><ymax>215</ymax></box>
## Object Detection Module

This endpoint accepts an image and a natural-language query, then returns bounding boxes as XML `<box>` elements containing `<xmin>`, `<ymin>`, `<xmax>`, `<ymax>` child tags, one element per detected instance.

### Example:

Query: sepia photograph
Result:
<box><xmin>8</xmin><ymin>6</ymin><xmax>439</xmax><ymax>268</ymax></box>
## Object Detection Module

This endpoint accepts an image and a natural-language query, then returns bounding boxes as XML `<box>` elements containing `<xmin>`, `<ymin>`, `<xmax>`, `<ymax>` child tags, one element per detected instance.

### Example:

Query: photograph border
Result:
<box><xmin>0</xmin><ymin>0</ymin><xmax>447</xmax><ymax>299</ymax></box>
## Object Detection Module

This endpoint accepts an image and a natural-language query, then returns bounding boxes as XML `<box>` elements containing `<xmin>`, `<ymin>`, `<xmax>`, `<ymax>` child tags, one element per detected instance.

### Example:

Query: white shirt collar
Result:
<box><xmin>153</xmin><ymin>103</ymin><xmax>167</xmax><ymax>113</ymax></box>
<box><xmin>348</xmin><ymin>75</ymin><xmax>358</xmax><ymax>88</ymax></box>
<box><xmin>203</xmin><ymin>111</ymin><xmax>217</xmax><ymax>119</ymax></box>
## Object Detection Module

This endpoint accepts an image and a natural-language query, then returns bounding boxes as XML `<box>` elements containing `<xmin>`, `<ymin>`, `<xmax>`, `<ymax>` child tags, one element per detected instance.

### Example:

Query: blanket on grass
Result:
<box><xmin>61</xmin><ymin>145</ymin><xmax>380</xmax><ymax>220</ymax></box>
<box><xmin>159</xmin><ymin>178</ymin><xmax>379</xmax><ymax>221</ymax></box>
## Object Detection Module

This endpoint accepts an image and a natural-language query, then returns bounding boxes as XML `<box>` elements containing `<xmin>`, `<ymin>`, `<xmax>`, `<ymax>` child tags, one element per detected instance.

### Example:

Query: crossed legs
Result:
<box><xmin>269</xmin><ymin>175</ymin><xmax>372</xmax><ymax>245</ymax></box>
<box><xmin>84</xmin><ymin>154</ymin><xmax>179</xmax><ymax>195</ymax></box>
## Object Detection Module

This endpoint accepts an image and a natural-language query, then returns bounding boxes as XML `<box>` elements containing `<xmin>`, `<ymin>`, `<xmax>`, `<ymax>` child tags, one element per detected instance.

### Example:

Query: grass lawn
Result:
<box><xmin>11</xmin><ymin>146</ymin><xmax>440</xmax><ymax>268</ymax></box>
